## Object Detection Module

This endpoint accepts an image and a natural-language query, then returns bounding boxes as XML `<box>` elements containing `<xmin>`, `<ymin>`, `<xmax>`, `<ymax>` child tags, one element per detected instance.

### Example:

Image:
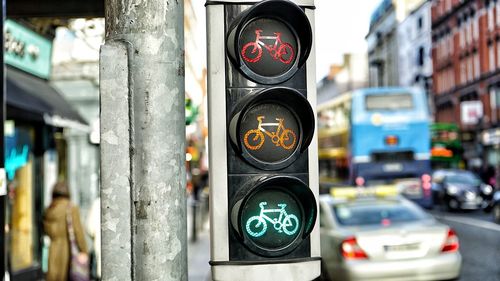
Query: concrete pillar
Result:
<box><xmin>100</xmin><ymin>0</ymin><xmax>186</xmax><ymax>279</ymax></box>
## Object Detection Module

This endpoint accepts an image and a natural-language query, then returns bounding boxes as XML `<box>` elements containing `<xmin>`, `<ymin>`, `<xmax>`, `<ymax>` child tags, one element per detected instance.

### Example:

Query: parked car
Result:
<box><xmin>319</xmin><ymin>187</ymin><xmax>462</xmax><ymax>281</ymax></box>
<box><xmin>484</xmin><ymin>190</ymin><xmax>500</xmax><ymax>224</ymax></box>
<box><xmin>431</xmin><ymin>169</ymin><xmax>494</xmax><ymax>211</ymax></box>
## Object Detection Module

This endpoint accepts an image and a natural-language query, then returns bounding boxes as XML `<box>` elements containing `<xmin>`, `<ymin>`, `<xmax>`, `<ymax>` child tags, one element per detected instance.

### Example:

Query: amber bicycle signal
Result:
<box><xmin>243</xmin><ymin>115</ymin><xmax>297</xmax><ymax>151</ymax></box>
<box><xmin>241</xmin><ymin>29</ymin><xmax>295</xmax><ymax>64</ymax></box>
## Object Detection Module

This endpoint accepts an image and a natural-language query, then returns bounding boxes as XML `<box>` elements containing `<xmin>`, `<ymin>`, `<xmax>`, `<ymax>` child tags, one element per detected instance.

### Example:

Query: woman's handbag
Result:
<box><xmin>67</xmin><ymin>205</ymin><xmax>90</xmax><ymax>281</ymax></box>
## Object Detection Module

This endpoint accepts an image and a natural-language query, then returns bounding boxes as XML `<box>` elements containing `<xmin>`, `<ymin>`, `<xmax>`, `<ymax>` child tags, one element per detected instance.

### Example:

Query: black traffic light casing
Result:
<box><xmin>206</xmin><ymin>0</ymin><xmax>320</xmax><ymax>279</ymax></box>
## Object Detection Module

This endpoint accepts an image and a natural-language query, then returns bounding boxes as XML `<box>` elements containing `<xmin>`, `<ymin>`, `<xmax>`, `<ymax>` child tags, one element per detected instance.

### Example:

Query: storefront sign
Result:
<box><xmin>460</xmin><ymin>101</ymin><xmax>483</xmax><ymax>125</ymax></box>
<box><xmin>4</xmin><ymin>19</ymin><xmax>52</xmax><ymax>79</ymax></box>
<box><xmin>482</xmin><ymin>128</ymin><xmax>500</xmax><ymax>145</ymax></box>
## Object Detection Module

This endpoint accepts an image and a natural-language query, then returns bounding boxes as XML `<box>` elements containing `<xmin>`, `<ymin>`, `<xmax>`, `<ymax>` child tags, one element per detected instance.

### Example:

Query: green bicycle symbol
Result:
<box><xmin>245</xmin><ymin>201</ymin><xmax>299</xmax><ymax>238</ymax></box>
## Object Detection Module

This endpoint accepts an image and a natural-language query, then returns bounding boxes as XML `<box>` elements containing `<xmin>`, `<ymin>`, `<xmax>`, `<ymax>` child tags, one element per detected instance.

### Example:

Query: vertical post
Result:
<box><xmin>101</xmin><ymin>0</ymin><xmax>187</xmax><ymax>280</ymax></box>
<box><xmin>0</xmin><ymin>0</ymin><xmax>6</xmax><ymax>279</ymax></box>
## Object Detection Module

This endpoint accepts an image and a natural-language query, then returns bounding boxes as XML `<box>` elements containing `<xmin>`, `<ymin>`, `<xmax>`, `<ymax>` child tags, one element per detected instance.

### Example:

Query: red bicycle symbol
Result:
<box><xmin>241</xmin><ymin>29</ymin><xmax>294</xmax><ymax>64</ymax></box>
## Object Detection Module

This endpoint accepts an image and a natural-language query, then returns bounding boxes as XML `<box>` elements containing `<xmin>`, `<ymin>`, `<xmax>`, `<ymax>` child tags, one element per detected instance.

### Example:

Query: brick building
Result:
<box><xmin>432</xmin><ymin>0</ymin><xmax>500</xmax><ymax>169</ymax></box>
<box><xmin>367</xmin><ymin>0</ymin><xmax>427</xmax><ymax>87</ymax></box>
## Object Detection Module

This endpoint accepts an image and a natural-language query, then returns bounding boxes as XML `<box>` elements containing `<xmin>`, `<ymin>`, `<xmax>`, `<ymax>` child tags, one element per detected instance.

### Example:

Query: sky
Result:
<box><xmin>190</xmin><ymin>0</ymin><xmax>383</xmax><ymax>81</ymax></box>
<box><xmin>315</xmin><ymin>0</ymin><xmax>382</xmax><ymax>80</ymax></box>
<box><xmin>53</xmin><ymin>1</ymin><xmax>383</xmax><ymax>83</ymax></box>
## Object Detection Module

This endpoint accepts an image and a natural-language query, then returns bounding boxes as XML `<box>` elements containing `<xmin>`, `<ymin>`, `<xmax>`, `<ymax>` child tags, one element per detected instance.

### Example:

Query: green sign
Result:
<box><xmin>185</xmin><ymin>98</ymin><xmax>199</xmax><ymax>125</ymax></box>
<box><xmin>5</xmin><ymin>20</ymin><xmax>52</xmax><ymax>79</ymax></box>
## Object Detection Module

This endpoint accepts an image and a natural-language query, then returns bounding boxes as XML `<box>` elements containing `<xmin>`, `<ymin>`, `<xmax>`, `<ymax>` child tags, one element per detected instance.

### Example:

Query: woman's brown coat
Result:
<box><xmin>43</xmin><ymin>198</ymin><xmax>87</xmax><ymax>281</ymax></box>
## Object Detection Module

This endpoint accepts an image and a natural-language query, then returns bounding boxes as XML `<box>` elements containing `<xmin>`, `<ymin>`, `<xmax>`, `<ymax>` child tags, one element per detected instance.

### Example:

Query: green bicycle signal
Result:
<box><xmin>245</xmin><ymin>201</ymin><xmax>299</xmax><ymax>238</ymax></box>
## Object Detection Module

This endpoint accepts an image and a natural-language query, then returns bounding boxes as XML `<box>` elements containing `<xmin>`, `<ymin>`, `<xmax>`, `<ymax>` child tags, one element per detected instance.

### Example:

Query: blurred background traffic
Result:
<box><xmin>1</xmin><ymin>0</ymin><xmax>499</xmax><ymax>280</ymax></box>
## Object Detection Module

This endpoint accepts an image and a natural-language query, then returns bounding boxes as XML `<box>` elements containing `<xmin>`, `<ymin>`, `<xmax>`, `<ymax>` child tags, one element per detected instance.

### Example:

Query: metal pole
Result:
<box><xmin>191</xmin><ymin>200</ymin><xmax>197</xmax><ymax>242</ymax></box>
<box><xmin>101</xmin><ymin>0</ymin><xmax>186</xmax><ymax>280</ymax></box>
<box><xmin>0</xmin><ymin>0</ymin><xmax>6</xmax><ymax>279</ymax></box>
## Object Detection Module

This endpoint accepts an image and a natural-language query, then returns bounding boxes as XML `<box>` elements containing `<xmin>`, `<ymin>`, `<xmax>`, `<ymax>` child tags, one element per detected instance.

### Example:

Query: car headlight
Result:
<box><xmin>446</xmin><ymin>185</ymin><xmax>459</xmax><ymax>195</ymax></box>
<box><xmin>494</xmin><ymin>191</ymin><xmax>500</xmax><ymax>201</ymax></box>
<box><xmin>481</xmin><ymin>184</ymin><xmax>493</xmax><ymax>195</ymax></box>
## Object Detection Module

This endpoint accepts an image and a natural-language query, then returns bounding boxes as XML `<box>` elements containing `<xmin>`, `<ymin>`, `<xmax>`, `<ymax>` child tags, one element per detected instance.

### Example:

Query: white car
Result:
<box><xmin>319</xmin><ymin>188</ymin><xmax>462</xmax><ymax>281</ymax></box>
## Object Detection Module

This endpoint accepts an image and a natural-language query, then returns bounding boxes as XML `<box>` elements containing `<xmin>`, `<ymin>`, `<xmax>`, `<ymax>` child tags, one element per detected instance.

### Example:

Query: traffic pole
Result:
<box><xmin>0</xmin><ymin>0</ymin><xmax>6</xmax><ymax>280</ymax></box>
<box><xmin>100</xmin><ymin>1</ymin><xmax>187</xmax><ymax>280</ymax></box>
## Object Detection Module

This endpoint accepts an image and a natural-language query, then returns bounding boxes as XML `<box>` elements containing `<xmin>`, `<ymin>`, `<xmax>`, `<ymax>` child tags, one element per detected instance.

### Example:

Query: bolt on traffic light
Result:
<box><xmin>206</xmin><ymin>0</ymin><xmax>320</xmax><ymax>280</ymax></box>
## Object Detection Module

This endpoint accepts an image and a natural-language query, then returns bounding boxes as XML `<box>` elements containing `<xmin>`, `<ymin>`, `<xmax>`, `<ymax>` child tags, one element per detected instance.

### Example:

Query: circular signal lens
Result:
<box><xmin>240</xmin><ymin>187</ymin><xmax>302</xmax><ymax>251</ymax></box>
<box><xmin>239</xmin><ymin>18</ymin><xmax>298</xmax><ymax>78</ymax></box>
<box><xmin>240</xmin><ymin>103</ymin><xmax>300</xmax><ymax>163</ymax></box>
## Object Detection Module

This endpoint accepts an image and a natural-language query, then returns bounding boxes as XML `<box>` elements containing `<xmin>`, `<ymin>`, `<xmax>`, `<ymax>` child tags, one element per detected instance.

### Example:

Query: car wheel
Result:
<box><xmin>447</xmin><ymin>199</ymin><xmax>459</xmax><ymax>211</ymax></box>
<box><xmin>493</xmin><ymin>204</ymin><xmax>500</xmax><ymax>224</ymax></box>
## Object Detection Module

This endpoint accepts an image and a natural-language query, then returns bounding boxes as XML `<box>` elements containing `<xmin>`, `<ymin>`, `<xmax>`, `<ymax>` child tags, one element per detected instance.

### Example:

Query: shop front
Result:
<box><xmin>482</xmin><ymin>127</ymin><xmax>500</xmax><ymax>187</ymax></box>
<box><xmin>3</xmin><ymin>19</ymin><xmax>87</xmax><ymax>280</ymax></box>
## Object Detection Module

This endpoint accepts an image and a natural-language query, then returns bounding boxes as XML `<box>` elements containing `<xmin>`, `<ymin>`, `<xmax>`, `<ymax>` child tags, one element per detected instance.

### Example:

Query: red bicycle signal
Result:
<box><xmin>241</xmin><ymin>29</ymin><xmax>295</xmax><ymax>64</ymax></box>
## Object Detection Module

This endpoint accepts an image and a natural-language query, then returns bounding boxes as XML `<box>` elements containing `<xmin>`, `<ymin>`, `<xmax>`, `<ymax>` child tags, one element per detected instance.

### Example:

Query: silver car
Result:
<box><xmin>319</xmin><ymin>192</ymin><xmax>462</xmax><ymax>281</ymax></box>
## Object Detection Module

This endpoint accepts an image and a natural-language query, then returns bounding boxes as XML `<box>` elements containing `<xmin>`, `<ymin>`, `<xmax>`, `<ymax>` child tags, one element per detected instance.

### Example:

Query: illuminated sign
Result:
<box><xmin>229</xmin><ymin>87</ymin><xmax>314</xmax><ymax>170</ymax></box>
<box><xmin>4</xmin><ymin>20</ymin><xmax>52</xmax><ymax>79</ymax></box>
<box><xmin>431</xmin><ymin>147</ymin><xmax>453</xmax><ymax>158</ymax></box>
<box><xmin>231</xmin><ymin>177</ymin><xmax>316</xmax><ymax>258</ymax></box>
<box><xmin>226</xmin><ymin>0</ymin><xmax>312</xmax><ymax>84</ymax></box>
<box><xmin>243</xmin><ymin>115</ymin><xmax>297</xmax><ymax>152</ymax></box>
<box><xmin>241</xmin><ymin>109</ymin><xmax>298</xmax><ymax>163</ymax></box>
<box><xmin>5</xmin><ymin>145</ymin><xmax>29</xmax><ymax>180</ymax></box>
<box><xmin>245</xmin><ymin>201</ymin><xmax>300</xmax><ymax>238</ymax></box>
<box><xmin>239</xmin><ymin>19</ymin><xmax>297</xmax><ymax>78</ymax></box>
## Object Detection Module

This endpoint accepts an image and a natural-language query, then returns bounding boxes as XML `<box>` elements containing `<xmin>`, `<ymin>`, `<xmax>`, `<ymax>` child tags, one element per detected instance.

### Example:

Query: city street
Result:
<box><xmin>188</xmin><ymin>207</ymin><xmax>500</xmax><ymax>281</ymax></box>
<box><xmin>430</xmin><ymin>209</ymin><xmax>500</xmax><ymax>281</ymax></box>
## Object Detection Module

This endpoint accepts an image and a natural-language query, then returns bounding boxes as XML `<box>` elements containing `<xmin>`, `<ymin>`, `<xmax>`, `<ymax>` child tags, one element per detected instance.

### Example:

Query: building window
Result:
<box><xmin>474</xmin><ymin>52</ymin><xmax>480</xmax><ymax>78</ymax></box>
<box><xmin>451</xmin><ymin>69</ymin><xmax>455</xmax><ymax>90</ymax></box>
<box><xmin>490</xmin><ymin>87</ymin><xmax>500</xmax><ymax>123</ymax></box>
<box><xmin>497</xmin><ymin>1</ymin><xmax>500</xmax><ymax>26</ymax></box>
<box><xmin>490</xmin><ymin>44</ymin><xmax>496</xmax><ymax>72</ymax></box>
<box><xmin>497</xmin><ymin>40</ymin><xmax>500</xmax><ymax>69</ymax></box>
<box><xmin>468</xmin><ymin>55</ymin><xmax>473</xmax><ymax>82</ymax></box>
<box><xmin>418</xmin><ymin>47</ymin><xmax>425</xmax><ymax>66</ymax></box>
<box><xmin>449</xmin><ymin>34</ymin><xmax>454</xmax><ymax>55</ymax></box>
<box><xmin>418</xmin><ymin>16</ymin><xmax>423</xmax><ymax>30</ymax></box>
<box><xmin>439</xmin><ymin>38</ymin><xmax>443</xmax><ymax>61</ymax></box>
<box><xmin>467</xmin><ymin>17</ymin><xmax>472</xmax><ymax>45</ymax></box>
<box><xmin>452</xmin><ymin>69</ymin><xmax>456</xmax><ymax>90</ymax></box>
<box><xmin>459</xmin><ymin>20</ymin><xmax>465</xmax><ymax>48</ymax></box>
<box><xmin>473</xmin><ymin>13</ymin><xmax>479</xmax><ymax>40</ymax></box>
<box><xmin>460</xmin><ymin>60</ymin><xmax>466</xmax><ymax>84</ymax></box>
<box><xmin>489</xmin><ymin>3</ymin><xmax>495</xmax><ymax>31</ymax></box>
<box><xmin>446</xmin><ymin>0</ymin><xmax>452</xmax><ymax>12</ymax></box>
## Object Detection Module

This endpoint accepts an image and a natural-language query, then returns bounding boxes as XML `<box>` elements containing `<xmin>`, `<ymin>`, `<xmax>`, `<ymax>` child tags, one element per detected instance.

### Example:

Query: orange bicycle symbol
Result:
<box><xmin>241</xmin><ymin>29</ymin><xmax>294</xmax><ymax>64</ymax></box>
<box><xmin>243</xmin><ymin>115</ymin><xmax>297</xmax><ymax>151</ymax></box>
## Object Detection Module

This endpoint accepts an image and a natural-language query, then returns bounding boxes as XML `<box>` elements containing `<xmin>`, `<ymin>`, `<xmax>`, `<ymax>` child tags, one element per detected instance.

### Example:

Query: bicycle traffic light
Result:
<box><xmin>206</xmin><ymin>0</ymin><xmax>319</xmax><ymax>280</ymax></box>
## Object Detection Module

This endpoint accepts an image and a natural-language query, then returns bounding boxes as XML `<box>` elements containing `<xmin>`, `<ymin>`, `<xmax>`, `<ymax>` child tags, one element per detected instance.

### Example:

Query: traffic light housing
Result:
<box><xmin>206</xmin><ymin>0</ymin><xmax>319</xmax><ymax>280</ymax></box>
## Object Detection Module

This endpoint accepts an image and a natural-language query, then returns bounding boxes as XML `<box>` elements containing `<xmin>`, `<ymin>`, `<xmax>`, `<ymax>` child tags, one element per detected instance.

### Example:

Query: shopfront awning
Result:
<box><xmin>6</xmin><ymin>66</ymin><xmax>89</xmax><ymax>131</ymax></box>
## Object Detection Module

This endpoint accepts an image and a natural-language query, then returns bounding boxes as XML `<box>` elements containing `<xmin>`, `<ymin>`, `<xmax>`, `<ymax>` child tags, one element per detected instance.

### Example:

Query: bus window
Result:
<box><xmin>365</xmin><ymin>93</ymin><xmax>414</xmax><ymax>111</ymax></box>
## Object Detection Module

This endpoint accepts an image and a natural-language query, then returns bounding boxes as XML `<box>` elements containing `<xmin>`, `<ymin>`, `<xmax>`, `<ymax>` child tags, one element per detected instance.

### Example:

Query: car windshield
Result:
<box><xmin>332</xmin><ymin>200</ymin><xmax>430</xmax><ymax>226</ymax></box>
<box><xmin>446</xmin><ymin>173</ymin><xmax>479</xmax><ymax>185</ymax></box>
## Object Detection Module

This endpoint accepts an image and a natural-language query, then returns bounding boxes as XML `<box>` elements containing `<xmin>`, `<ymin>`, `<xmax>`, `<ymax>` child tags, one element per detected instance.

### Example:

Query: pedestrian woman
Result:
<box><xmin>44</xmin><ymin>181</ymin><xmax>88</xmax><ymax>281</ymax></box>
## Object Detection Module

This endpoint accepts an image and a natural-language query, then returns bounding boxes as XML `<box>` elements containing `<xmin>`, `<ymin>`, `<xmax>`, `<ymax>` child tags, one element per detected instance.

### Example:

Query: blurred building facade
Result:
<box><xmin>431</xmin><ymin>0</ymin><xmax>500</xmax><ymax>169</ymax></box>
<box><xmin>367</xmin><ymin>0</ymin><xmax>428</xmax><ymax>87</ymax></box>
<box><xmin>51</xmin><ymin>19</ymin><xmax>102</xmax><ymax>216</ymax></box>
<box><xmin>398</xmin><ymin>1</ymin><xmax>433</xmax><ymax>90</ymax></box>
<box><xmin>317</xmin><ymin>53</ymin><xmax>369</xmax><ymax>105</ymax></box>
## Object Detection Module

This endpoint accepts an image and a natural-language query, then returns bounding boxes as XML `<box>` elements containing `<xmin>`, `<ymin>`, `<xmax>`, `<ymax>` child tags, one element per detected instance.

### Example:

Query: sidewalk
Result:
<box><xmin>187</xmin><ymin>198</ymin><xmax>212</xmax><ymax>281</ymax></box>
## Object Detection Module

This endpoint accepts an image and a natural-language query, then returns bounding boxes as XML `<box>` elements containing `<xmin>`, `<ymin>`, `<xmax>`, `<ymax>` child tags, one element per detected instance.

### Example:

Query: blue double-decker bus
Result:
<box><xmin>318</xmin><ymin>87</ymin><xmax>433</xmax><ymax>208</ymax></box>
